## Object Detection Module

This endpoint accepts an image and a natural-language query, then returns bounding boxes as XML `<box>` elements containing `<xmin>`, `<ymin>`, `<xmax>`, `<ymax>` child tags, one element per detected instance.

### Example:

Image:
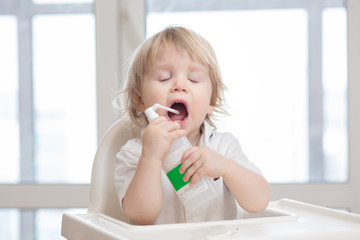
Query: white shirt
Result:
<box><xmin>114</xmin><ymin>121</ymin><xmax>262</xmax><ymax>224</ymax></box>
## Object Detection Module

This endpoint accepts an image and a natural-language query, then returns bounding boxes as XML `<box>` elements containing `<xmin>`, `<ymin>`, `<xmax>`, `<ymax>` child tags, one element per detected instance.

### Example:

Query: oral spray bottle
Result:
<box><xmin>144</xmin><ymin>103</ymin><xmax>217</xmax><ymax>210</ymax></box>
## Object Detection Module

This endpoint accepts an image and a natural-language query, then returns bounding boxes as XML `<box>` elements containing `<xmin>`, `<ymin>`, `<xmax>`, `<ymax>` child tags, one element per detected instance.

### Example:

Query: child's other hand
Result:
<box><xmin>179</xmin><ymin>147</ymin><xmax>227</xmax><ymax>185</ymax></box>
<box><xmin>142</xmin><ymin>117</ymin><xmax>186</xmax><ymax>164</ymax></box>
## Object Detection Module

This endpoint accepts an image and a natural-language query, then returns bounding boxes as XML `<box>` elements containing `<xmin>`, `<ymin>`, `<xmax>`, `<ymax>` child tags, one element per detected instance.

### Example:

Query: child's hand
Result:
<box><xmin>179</xmin><ymin>146</ymin><xmax>228</xmax><ymax>185</ymax></box>
<box><xmin>142</xmin><ymin>117</ymin><xmax>186</xmax><ymax>164</ymax></box>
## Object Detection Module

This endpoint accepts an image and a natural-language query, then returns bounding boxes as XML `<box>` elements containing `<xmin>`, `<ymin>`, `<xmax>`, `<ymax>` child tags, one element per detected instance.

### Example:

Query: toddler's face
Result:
<box><xmin>139</xmin><ymin>44</ymin><xmax>214</xmax><ymax>143</ymax></box>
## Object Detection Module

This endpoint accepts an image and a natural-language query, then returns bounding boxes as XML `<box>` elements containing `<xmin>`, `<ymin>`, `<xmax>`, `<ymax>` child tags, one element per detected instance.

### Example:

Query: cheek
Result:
<box><xmin>141</xmin><ymin>88</ymin><xmax>167</xmax><ymax>108</ymax></box>
<box><xmin>195</xmin><ymin>94</ymin><xmax>213</xmax><ymax>117</ymax></box>
<box><xmin>141</xmin><ymin>82</ymin><xmax>158</xmax><ymax>101</ymax></box>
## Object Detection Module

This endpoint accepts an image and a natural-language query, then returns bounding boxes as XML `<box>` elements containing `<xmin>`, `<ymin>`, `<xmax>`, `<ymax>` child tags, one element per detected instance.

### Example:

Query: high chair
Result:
<box><xmin>86</xmin><ymin>117</ymin><xmax>138</xmax><ymax>222</ymax></box>
<box><xmin>61</xmin><ymin>117</ymin><xmax>360</xmax><ymax>240</ymax></box>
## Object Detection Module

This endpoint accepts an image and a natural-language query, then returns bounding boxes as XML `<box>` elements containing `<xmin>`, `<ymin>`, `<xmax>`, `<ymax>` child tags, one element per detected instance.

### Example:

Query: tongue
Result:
<box><xmin>169</xmin><ymin>103</ymin><xmax>187</xmax><ymax>121</ymax></box>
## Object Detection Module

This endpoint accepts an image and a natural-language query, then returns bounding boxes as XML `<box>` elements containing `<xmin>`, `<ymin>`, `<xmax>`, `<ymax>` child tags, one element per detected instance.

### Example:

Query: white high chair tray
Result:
<box><xmin>61</xmin><ymin>199</ymin><xmax>360</xmax><ymax>240</ymax></box>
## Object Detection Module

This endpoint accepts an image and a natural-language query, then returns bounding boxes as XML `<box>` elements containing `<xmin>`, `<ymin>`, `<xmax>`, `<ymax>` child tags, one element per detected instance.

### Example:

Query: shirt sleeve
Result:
<box><xmin>216</xmin><ymin>132</ymin><xmax>263</xmax><ymax>176</ymax></box>
<box><xmin>114</xmin><ymin>138</ymin><xmax>142</xmax><ymax>212</ymax></box>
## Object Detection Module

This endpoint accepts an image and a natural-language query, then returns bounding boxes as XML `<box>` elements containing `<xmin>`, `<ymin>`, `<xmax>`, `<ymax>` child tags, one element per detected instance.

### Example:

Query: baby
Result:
<box><xmin>114</xmin><ymin>26</ymin><xmax>270</xmax><ymax>225</ymax></box>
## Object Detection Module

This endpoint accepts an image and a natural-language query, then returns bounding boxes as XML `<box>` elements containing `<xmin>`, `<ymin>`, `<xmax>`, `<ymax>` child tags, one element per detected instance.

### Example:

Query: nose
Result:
<box><xmin>171</xmin><ymin>76</ymin><xmax>188</xmax><ymax>93</ymax></box>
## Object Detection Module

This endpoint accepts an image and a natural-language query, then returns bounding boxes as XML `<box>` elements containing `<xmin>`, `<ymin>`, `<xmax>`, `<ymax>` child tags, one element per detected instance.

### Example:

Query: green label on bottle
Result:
<box><xmin>167</xmin><ymin>163</ymin><xmax>190</xmax><ymax>191</ymax></box>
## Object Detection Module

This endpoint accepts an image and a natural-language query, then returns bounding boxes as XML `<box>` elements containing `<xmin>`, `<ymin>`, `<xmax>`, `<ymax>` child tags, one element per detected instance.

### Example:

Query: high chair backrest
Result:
<box><xmin>87</xmin><ymin>117</ymin><xmax>139</xmax><ymax>222</ymax></box>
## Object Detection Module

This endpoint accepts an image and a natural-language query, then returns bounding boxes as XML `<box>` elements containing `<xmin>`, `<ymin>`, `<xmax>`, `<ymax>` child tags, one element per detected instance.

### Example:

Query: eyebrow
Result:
<box><xmin>151</xmin><ymin>62</ymin><xmax>172</xmax><ymax>69</ymax></box>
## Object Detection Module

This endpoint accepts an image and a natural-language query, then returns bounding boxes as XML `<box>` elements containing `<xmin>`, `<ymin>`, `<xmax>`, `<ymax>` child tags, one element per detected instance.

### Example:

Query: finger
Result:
<box><xmin>171</xmin><ymin>129</ymin><xmax>187</xmax><ymax>140</ymax></box>
<box><xmin>183</xmin><ymin>158</ymin><xmax>203</xmax><ymax>182</ymax></box>
<box><xmin>179</xmin><ymin>149</ymin><xmax>200</xmax><ymax>174</ymax></box>
<box><xmin>167</xmin><ymin>121</ymin><xmax>182</xmax><ymax>132</ymax></box>
<box><xmin>151</xmin><ymin>117</ymin><xmax>180</xmax><ymax>130</ymax></box>
<box><xmin>157</xmin><ymin>120</ymin><xmax>181</xmax><ymax>133</ymax></box>
<box><xmin>149</xmin><ymin>116</ymin><xmax>167</xmax><ymax>124</ymax></box>
<box><xmin>181</xmin><ymin>147</ymin><xmax>198</xmax><ymax>162</ymax></box>
<box><xmin>189</xmin><ymin>171</ymin><xmax>202</xmax><ymax>185</ymax></box>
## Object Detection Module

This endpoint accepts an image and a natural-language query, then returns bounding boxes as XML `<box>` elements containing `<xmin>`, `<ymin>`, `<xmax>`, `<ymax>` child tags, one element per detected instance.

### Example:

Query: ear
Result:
<box><xmin>136</xmin><ymin>96</ymin><xmax>146</xmax><ymax>112</ymax></box>
<box><xmin>207</xmin><ymin>105</ymin><xmax>215</xmax><ymax>114</ymax></box>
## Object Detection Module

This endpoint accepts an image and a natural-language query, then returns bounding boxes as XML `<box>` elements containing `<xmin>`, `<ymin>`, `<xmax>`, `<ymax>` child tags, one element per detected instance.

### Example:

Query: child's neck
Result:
<box><xmin>186</xmin><ymin>129</ymin><xmax>202</xmax><ymax>147</ymax></box>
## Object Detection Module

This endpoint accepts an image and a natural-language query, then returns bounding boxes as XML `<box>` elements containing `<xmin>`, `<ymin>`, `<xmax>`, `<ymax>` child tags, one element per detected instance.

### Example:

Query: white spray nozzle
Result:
<box><xmin>144</xmin><ymin>103</ymin><xmax>180</xmax><ymax>121</ymax></box>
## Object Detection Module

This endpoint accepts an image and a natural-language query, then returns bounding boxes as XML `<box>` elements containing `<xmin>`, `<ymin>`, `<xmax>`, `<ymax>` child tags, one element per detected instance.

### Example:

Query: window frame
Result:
<box><xmin>0</xmin><ymin>0</ymin><xmax>359</xmax><ymax>239</ymax></box>
<box><xmin>270</xmin><ymin>0</ymin><xmax>360</xmax><ymax>213</ymax></box>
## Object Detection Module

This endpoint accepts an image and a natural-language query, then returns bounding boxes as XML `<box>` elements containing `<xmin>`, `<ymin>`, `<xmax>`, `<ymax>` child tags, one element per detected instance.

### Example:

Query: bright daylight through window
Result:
<box><xmin>0</xmin><ymin>0</ymin><xmax>95</xmax><ymax>239</ymax></box>
<box><xmin>0</xmin><ymin>0</ymin><xmax>349</xmax><ymax>239</ymax></box>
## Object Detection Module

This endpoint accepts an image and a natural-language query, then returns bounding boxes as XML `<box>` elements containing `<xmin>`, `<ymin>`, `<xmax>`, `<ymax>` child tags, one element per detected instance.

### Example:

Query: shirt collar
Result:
<box><xmin>199</xmin><ymin>121</ymin><xmax>215</xmax><ymax>146</ymax></box>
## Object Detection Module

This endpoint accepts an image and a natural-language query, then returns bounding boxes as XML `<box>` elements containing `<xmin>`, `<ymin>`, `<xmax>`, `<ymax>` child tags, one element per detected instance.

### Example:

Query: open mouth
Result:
<box><xmin>168</xmin><ymin>102</ymin><xmax>188</xmax><ymax>122</ymax></box>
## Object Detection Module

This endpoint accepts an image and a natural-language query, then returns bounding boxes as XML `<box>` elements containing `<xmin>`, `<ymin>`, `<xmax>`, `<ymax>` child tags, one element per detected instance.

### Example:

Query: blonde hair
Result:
<box><xmin>114</xmin><ymin>26</ymin><xmax>227</xmax><ymax>128</ymax></box>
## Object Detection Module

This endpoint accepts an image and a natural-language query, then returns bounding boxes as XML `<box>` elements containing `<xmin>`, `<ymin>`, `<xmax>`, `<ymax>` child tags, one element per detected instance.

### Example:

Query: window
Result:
<box><xmin>1</xmin><ymin>1</ymin><xmax>359</xmax><ymax>239</ymax></box>
<box><xmin>32</xmin><ymin>14</ymin><xmax>96</xmax><ymax>183</ymax></box>
<box><xmin>0</xmin><ymin>0</ymin><xmax>95</xmax><ymax>239</ymax></box>
<box><xmin>0</xmin><ymin>15</ymin><xmax>19</xmax><ymax>183</ymax></box>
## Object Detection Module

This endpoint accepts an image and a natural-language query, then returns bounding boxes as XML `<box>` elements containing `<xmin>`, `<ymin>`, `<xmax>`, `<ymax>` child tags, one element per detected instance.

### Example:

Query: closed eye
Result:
<box><xmin>159</xmin><ymin>77</ymin><xmax>171</xmax><ymax>82</ymax></box>
<box><xmin>188</xmin><ymin>78</ymin><xmax>199</xmax><ymax>83</ymax></box>
<box><xmin>158</xmin><ymin>74</ymin><xmax>171</xmax><ymax>82</ymax></box>
<box><xmin>187</xmin><ymin>72</ymin><xmax>203</xmax><ymax>83</ymax></box>
<box><xmin>158</xmin><ymin>72</ymin><xmax>172</xmax><ymax>82</ymax></box>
